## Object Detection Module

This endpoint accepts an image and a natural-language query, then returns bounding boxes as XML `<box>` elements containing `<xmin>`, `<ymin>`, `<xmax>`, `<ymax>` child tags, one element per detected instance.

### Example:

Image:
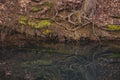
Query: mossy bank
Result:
<box><xmin>0</xmin><ymin>0</ymin><xmax>120</xmax><ymax>46</ymax></box>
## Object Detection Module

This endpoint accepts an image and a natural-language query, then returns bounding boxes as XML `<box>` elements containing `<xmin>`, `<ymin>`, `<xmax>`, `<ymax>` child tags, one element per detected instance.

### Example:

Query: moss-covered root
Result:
<box><xmin>28</xmin><ymin>20</ymin><xmax>51</xmax><ymax>29</ymax></box>
<box><xmin>107</xmin><ymin>24</ymin><xmax>120</xmax><ymax>30</ymax></box>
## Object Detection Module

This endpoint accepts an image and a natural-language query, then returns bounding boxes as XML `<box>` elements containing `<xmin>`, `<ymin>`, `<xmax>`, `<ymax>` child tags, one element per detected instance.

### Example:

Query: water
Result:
<box><xmin>0</xmin><ymin>41</ymin><xmax>120</xmax><ymax>80</ymax></box>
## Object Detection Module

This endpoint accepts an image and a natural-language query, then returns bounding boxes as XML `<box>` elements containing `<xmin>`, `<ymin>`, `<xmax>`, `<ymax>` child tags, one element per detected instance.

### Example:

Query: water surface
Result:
<box><xmin>0</xmin><ymin>42</ymin><xmax>120</xmax><ymax>80</ymax></box>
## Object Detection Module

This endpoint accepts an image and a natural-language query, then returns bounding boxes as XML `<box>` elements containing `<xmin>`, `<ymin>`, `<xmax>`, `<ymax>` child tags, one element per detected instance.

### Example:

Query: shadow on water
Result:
<box><xmin>0</xmin><ymin>41</ymin><xmax>120</xmax><ymax>80</ymax></box>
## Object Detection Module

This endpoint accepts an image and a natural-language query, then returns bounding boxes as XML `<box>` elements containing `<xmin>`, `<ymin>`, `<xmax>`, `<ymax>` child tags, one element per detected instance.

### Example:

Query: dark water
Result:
<box><xmin>0</xmin><ymin>42</ymin><xmax>120</xmax><ymax>80</ymax></box>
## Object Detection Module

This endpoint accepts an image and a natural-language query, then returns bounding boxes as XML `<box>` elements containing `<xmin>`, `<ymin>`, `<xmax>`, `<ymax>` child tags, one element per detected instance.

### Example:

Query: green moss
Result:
<box><xmin>35</xmin><ymin>20</ymin><xmax>51</xmax><ymax>29</ymax></box>
<box><xmin>42</xmin><ymin>29</ymin><xmax>51</xmax><ymax>35</ymax></box>
<box><xmin>32</xmin><ymin>6</ymin><xmax>41</xmax><ymax>12</ymax></box>
<box><xmin>19</xmin><ymin>16</ymin><xmax>29</xmax><ymax>25</ymax></box>
<box><xmin>107</xmin><ymin>24</ymin><xmax>120</xmax><ymax>30</ymax></box>
<box><xmin>19</xmin><ymin>21</ymin><xmax>26</xmax><ymax>25</ymax></box>
<box><xmin>108</xmin><ymin>53</ymin><xmax>120</xmax><ymax>58</ymax></box>
<box><xmin>27</xmin><ymin>20</ymin><xmax>51</xmax><ymax>29</ymax></box>
<box><xmin>28</xmin><ymin>20</ymin><xmax>37</xmax><ymax>27</ymax></box>
<box><xmin>20</xmin><ymin>16</ymin><xmax>29</xmax><ymax>21</ymax></box>
<box><xmin>19</xmin><ymin>16</ymin><xmax>51</xmax><ymax>29</ymax></box>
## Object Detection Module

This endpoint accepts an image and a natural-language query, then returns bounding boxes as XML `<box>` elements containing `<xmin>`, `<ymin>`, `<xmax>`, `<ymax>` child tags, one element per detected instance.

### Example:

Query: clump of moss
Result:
<box><xmin>28</xmin><ymin>20</ymin><xmax>51</xmax><ymax>29</ymax></box>
<box><xmin>32</xmin><ymin>6</ymin><xmax>41</xmax><ymax>12</ymax></box>
<box><xmin>19</xmin><ymin>16</ymin><xmax>29</xmax><ymax>25</ymax></box>
<box><xmin>107</xmin><ymin>24</ymin><xmax>120</xmax><ymax>30</ymax></box>
<box><xmin>19</xmin><ymin>15</ymin><xmax>51</xmax><ymax>29</ymax></box>
<box><xmin>43</xmin><ymin>29</ymin><xmax>51</xmax><ymax>35</ymax></box>
<box><xmin>36</xmin><ymin>20</ymin><xmax>51</xmax><ymax>29</ymax></box>
<box><xmin>28</xmin><ymin>20</ymin><xmax>37</xmax><ymax>27</ymax></box>
<box><xmin>108</xmin><ymin>53</ymin><xmax>120</xmax><ymax>58</ymax></box>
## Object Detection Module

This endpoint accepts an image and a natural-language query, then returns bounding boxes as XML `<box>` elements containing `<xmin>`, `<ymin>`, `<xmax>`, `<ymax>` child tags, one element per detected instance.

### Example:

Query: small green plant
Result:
<box><xmin>107</xmin><ymin>24</ymin><xmax>120</xmax><ymax>30</ymax></box>
<box><xmin>32</xmin><ymin>6</ymin><xmax>41</xmax><ymax>12</ymax></box>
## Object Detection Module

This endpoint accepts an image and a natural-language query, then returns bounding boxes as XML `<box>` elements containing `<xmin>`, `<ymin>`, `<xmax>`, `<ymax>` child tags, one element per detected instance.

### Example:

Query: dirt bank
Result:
<box><xmin>0</xmin><ymin>0</ymin><xmax>120</xmax><ymax>45</ymax></box>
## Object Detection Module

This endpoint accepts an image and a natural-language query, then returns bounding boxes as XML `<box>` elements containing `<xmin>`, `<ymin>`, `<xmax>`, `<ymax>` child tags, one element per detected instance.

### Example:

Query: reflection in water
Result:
<box><xmin>0</xmin><ymin>42</ymin><xmax>120</xmax><ymax>80</ymax></box>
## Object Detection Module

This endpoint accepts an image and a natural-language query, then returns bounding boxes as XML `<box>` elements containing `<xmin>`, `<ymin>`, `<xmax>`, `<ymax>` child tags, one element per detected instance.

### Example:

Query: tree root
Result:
<box><xmin>92</xmin><ymin>22</ymin><xmax>101</xmax><ymax>43</ymax></box>
<box><xmin>67</xmin><ymin>12</ymin><xmax>78</xmax><ymax>25</ymax></box>
<box><xmin>49</xmin><ymin>0</ymin><xmax>120</xmax><ymax>41</ymax></box>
